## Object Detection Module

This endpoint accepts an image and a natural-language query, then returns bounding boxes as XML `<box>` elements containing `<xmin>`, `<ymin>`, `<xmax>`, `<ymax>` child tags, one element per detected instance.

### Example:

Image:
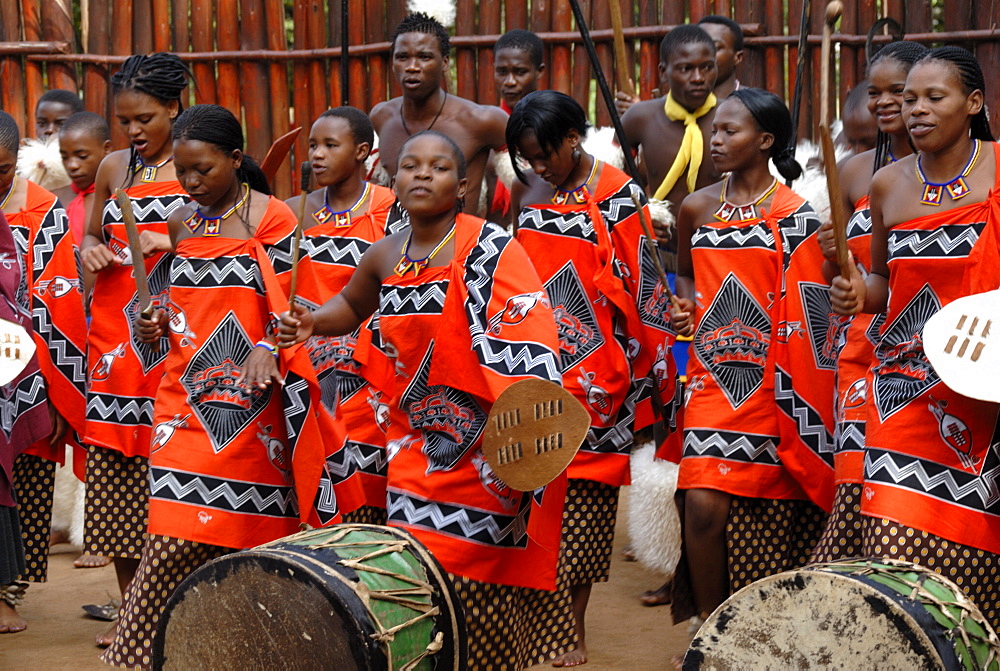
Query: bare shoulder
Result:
<box><xmin>622</xmin><ymin>98</ymin><xmax>664</xmax><ymax>125</ymax></box>
<box><xmin>370</xmin><ymin>98</ymin><xmax>400</xmax><ymax>130</ymax></box>
<box><xmin>680</xmin><ymin>183</ymin><xmax>719</xmax><ymax>214</ymax></box>
<box><xmin>97</xmin><ymin>149</ymin><xmax>133</xmax><ymax>185</ymax></box>
<box><xmin>840</xmin><ymin>150</ymin><xmax>876</xmax><ymax>203</ymax></box>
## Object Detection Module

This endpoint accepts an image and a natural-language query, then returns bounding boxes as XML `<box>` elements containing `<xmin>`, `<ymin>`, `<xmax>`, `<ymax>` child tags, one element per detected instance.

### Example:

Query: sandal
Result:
<box><xmin>82</xmin><ymin>598</ymin><xmax>120</xmax><ymax>621</ymax></box>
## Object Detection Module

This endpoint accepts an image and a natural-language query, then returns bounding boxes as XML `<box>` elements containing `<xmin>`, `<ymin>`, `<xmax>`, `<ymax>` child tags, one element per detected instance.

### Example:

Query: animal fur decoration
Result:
<box><xmin>364</xmin><ymin>131</ymin><xmax>390</xmax><ymax>187</ymax></box>
<box><xmin>406</xmin><ymin>0</ymin><xmax>457</xmax><ymax>29</ymax></box>
<box><xmin>626</xmin><ymin>441</ymin><xmax>682</xmax><ymax>577</ymax></box>
<box><xmin>774</xmin><ymin>121</ymin><xmax>852</xmax><ymax>223</ymax></box>
<box><xmin>17</xmin><ymin>137</ymin><xmax>70</xmax><ymax>192</ymax></box>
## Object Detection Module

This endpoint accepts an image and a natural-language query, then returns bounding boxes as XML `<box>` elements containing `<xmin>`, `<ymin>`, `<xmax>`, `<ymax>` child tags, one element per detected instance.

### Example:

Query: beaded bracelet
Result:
<box><xmin>255</xmin><ymin>340</ymin><xmax>278</xmax><ymax>359</ymax></box>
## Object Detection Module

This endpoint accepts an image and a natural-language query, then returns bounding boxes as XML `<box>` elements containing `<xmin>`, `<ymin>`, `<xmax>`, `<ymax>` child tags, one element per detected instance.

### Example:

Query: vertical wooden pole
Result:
<box><xmin>264</xmin><ymin>0</ymin><xmax>291</xmax><ymax>198</ymax></box>
<box><xmin>306</xmin><ymin>0</ymin><xmax>327</xmax><ymax>122</ymax></box>
<box><xmin>132</xmin><ymin>0</ymin><xmax>153</xmax><ymax>56</ymax></box>
<box><xmin>365</xmin><ymin>0</ymin><xmax>388</xmax><ymax>110</ymax></box>
<box><xmin>838</xmin><ymin>0</ymin><xmax>858</xmax><ymax>111</ymax></box>
<box><xmin>0</xmin><ymin>0</ymin><xmax>26</xmax><ymax>134</ymax></box>
<box><xmin>22</xmin><ymin>0</ymin><xmax>43</xmax><ymax>136</ymax></box>
<box><xmin>152</xmin><ymin>0</ymin><xmax>171</xmax><ymax>52</ymax></box>
<box><xmin>592</xmin><ymin>0</ymin><xmax>613</xmax><ymax>126</ymax></box>
<box><xmin>764</xmin><ymin>0</ymin><xmax>785</xmax><ymax>99</ymax></box>
<box><xmin>735</xmin><ymin>1</ymin><xmax>765</xmax><ymax>90</ymax></box>
<box><xmin>110</xmin><ymin>2</ymin><xmax>134</xmax><ymax>147</ymax></box>
<box><xmin>973</xmin><ymin>0</ymin><xmax>1000</xmax><ymax>137</ymax></box>
<box><xmin>216</xmin><ymin>0</ymin><xmax>241</xmax><ymax>117</ymax></box>
<box><xmin>478</xmin><ymin>0</ymin><xmax>501</xmax><ymax>104</ymax></box>
<box><xmin>571</xmin><ymin>0</ymin><xmax>593</xmax><ymax>117</ymax></box>
<box><xmin>532</xmin><ymin>0</ymin><xmax>555</xmax><ymax>93</ymax></box>
<box><xmin>348</xmin><ymin>0</ymin><xmax>366</xmax><ymax>107</ymax></box>
<box><xmin>505</xmin><ymin>0</ymin><xmax>528</xmax><ymax>33</ymax></box>
<box><xmin>455</xmin><ymin>0</ymin><xmax>476</xmax><ymax>99</ymax></box>
<box><xmin>327</xmin><ymin>0</ymin><xmax>342</xmax><ymax>106</ymax></box>
<box><xmin>635</xmin><ymin>0</ymin><xmax>657</xmax><ymax>99</ymax></box>
<box><xmin>42</xmin><ymin>0</ymin><xmax>77</xmax><ymax>91</ymax></box>
<box><xmin>84</xmin><ymin>0</ymin><xmax>109</xmax><ymax>135</ymax></box>
<box><xmin>189</xmin><ymin>0</ymin><xmax>216</xmax><ymax>104</ymax></box>
<box><xmin>172</xmin><ymin>0</ymin><xmax>190</xmax><ymax>53</ymax></box>
<box><xmin>292</xmin><ymin>0</ymin><xmax>311</xmax><ymax>186</ymax></box>
<box><xmin>689</xmin><ymin>0</ymin><xmax>709</xmax><ymax>22</ymax></box>
<box><xmin>239</xmin><ymin>0</ymin><xmax>272</xmax><ymax>162</ymax></box>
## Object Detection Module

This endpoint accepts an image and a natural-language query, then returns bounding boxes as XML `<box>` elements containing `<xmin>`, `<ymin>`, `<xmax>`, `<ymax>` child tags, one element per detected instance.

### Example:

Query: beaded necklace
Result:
<box><xmin>0</xmin><ymin>176</ymin><xmax>16</xmax><ymax>210</ymax></box>
<box><xmin>552</xmin><ymin>159</ymin><xmax>599</xmax><ymax>205</ymax></box>
<box><xmin>133</xmin><ymin>154</ymin><xmax>174</xmax><ymax>183</ymax></box>
<box><xmin>394</xmin><ymin>221</ymin><xmax>456</xmax><ymax>277</ymax></box>
<box><xmin>916</xmin><ymin>139</ymin><xmax>980</xmax><ymax>206</ymax></box>
<box><xmin>314</xmin><ymin>182</ymin><xmax>370</xmax><ymax>227</ymax></box>
<box><xmin>182</xmin><ymin>183</ymin><xmax>250</xmax><ymax>236</ymax></box>
<box><xmin>713</xmin><ymin>174</ymin><xmax>778</xmax><ymax>222</ymax></box>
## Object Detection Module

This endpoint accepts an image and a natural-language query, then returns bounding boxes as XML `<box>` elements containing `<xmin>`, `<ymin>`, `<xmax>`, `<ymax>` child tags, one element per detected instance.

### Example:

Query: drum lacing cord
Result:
<box><xmin>847</xmin><ymin>564</ymin><xmax>1000</xmax><ymax>665</ymax></box>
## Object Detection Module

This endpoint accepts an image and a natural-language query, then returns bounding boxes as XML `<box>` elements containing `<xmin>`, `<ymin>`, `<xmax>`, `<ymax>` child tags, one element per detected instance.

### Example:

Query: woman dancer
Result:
<box><xmin>671</xmin><ymin>88</ymin><xmax>833</xmax><ymax>625</ymax></box>
<box><xmin>831</xmin><ymin>46</ymin><xmax>1000</xmax><ymax>628</ymax></box>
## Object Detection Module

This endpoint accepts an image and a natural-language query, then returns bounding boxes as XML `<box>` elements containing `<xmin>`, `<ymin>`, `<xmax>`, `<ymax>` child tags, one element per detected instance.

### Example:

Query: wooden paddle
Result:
<box><xmin>259</xmin><ymin>126</ymin><xmax>302</xmax><ymax>184</ymax></box>
<box><xmin>608</xmin><ymin>0</ymin><xmax>636</xmax><ymax>99</ymax></box>
<box><xmin>116</xmin><ymin>188</ymin><xmax>159</xmax><ymax>352</ymax></box>
<box><xmin>287</xmin><ymin>185</ymin><xmax>310</xmax><ymax>311</ymax></box>
<box><xmin>819</xmin><ymin>0</ymin><xmax>853</xmax><ymax>278</ymax></box>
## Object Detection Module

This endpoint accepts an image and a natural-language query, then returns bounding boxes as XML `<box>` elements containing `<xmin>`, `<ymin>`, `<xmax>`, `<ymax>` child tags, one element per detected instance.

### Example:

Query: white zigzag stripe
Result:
<box><xmin>325</xmin><ymin>441</ymin><xmax>388</xmax><ymax>478</ymax></box>
<box><xmin>87</xmin><ymin>395</ymin><xmax>153</xmax><ymax>422</ymax></box>
<box><xmin>775</xmin><ymin>366</ymin><xmax>832</xmax><ymax>454</ymax></box>
<box><xmin>104</xmin><ymin>196</ymin><xmax>187</xmax><ymax>223</ymax></box>
<box><xmin>30</xmin><ymin>205</ymin><xmax>66</xmax><ymax>272</ymax></box>
<box><xmin>866</xmin><ymin>452</ymin><xmax>1000</xmax><ymax>508</ymax></box>
<box><xmin>694</xmin><ymin>225</ymin><xmax>774</xmax><ymax>248</ymax></box>
<box><xmin>151</xmin><ymin>471</ymin><xmax>297</xmax><ymax>514</ymax></box>
<box><xmin>33</xmin><ymin>309</ymin><xmax>87</xmax><ymax>384</ymax></box>
<box><xmin>171</xmin><ymin>257</ymin><xmax>262</xmax><ymax>289</ymax></box>
<box><xmin>683</xmin><ymin>431</ymin><xmax>778</xmax><ymax>461</ymax></box>
<box><xmin>835</xmin><ymin>422</ymin><xmax>865</xmax><ymax>452</ymax></box>
<box><xmin>517</xmin><ymin>208</ymin><xmax>594</xmax><ymax>239</ymax></box>
<box><xmin>888</xmin><ymin>227</ymin><xmax>980</xmax><ymax>256</ymax></box>
<box><xmin>0</xmin><ymin>374</ymin><xmax>46</xmax><ymax>438</ymax></box>
<box><xmin>388</xmin><ymin>493</ymin><xmax>528</xmax><ymax>545</ymax></box>
<box><xmin>380</xmin><ymin>283</ymin><xmax>448</xmax><ymax>313</ymax></box>
<box><xmin>308</xmin><ymin>237</ymin><xmax>368</xmax><ymax>267</ymax></box>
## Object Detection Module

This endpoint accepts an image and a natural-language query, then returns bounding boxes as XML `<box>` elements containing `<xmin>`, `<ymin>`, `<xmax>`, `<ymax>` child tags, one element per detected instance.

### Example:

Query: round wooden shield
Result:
<box><xmin>482</xmin><ymin>379</ymin><xmax>590</xmax><ymax>492</ymax></box>
<box><xmin>924</xmin><ymin>289</ymin><xmax>1000</xmax><ymax>403</ymax></box>
<box><xmin>0</xmin><ymin>318</ymin><xmax>35</xmax><ymax>387</ymax></box>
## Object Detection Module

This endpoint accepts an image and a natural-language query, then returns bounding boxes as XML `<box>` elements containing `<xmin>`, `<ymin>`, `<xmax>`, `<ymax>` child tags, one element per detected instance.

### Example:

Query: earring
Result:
<box><xmin>572</xmin><ymin>147</ymin><xmax>581</xmax><ymax>163</ymax></box>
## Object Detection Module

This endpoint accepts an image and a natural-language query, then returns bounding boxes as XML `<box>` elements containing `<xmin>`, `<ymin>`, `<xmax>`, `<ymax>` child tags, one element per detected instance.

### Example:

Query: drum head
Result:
<box><xmin>685</xmin><ymin>563</ymin><xmax>948</xmax><ymax>670</ymax></box>
<box><xmin>483</xmin><ymin>378</ymin><xmax>589</xmax><ymax>491</ymax></box>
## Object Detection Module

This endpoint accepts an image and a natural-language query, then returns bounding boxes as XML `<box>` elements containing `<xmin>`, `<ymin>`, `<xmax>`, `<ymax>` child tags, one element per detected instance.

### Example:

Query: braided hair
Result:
<box><xmin>915</xmin><ymin>46</ymin><xmax>994</xmax><ymax>142</ymax></box>
<box><xmin>390</xmin><ymin>12</ymin><xmax>450</xmax><ymax>57</ymax></box>
<box><xmin>172</xmin><ymin>104</ymin><xmax>269</xmax><ymax>231</ymax></box>
<box><xmin>728</xmin><ymin>88</ymin><xmax>803</xmax><ymax>181</ymax></box>
<box><xmin>867</xmin><ymin>41</ymin><xmax>928</xmax><ymax>171</ymax></box>
<box><xmin>0</xmin><ymin>112</ymin><xmax>20</xmax><ymax>156</ymax></box>
<box><xmin>112</xmin><ymin>53</ymin><xmax>190</xmax><ymax>187</ymax></box>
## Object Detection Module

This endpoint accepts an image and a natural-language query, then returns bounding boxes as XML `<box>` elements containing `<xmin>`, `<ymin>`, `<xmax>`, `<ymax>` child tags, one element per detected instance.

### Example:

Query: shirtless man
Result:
<box><xmin>620</xmin><ymin>25</ymin><xmax>720</xmax><ymax>243</ymax></box>
<box><xmin>697</xmin><ymin>16</ymin><xmax>744</xmax><ymax>99</ymax></box>
<box><xmin>371</xmin><ymin>12</ymin><xmax>507</xmax><ymax>218</ymax></box>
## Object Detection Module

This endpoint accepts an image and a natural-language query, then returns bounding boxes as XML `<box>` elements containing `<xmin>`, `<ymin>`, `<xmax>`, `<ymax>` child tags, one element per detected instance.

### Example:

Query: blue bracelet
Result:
<box><xmin>255</xmin><ymin>340</ymin><xmax>278</xmax><ymax>359</ymax></box>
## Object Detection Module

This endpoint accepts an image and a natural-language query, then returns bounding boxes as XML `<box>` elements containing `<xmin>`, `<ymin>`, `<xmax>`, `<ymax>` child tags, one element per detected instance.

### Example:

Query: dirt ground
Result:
<box><xmin>0</xmin><ymin>489</ymin><xmax>693</xmax><ymax>670</ymax></box>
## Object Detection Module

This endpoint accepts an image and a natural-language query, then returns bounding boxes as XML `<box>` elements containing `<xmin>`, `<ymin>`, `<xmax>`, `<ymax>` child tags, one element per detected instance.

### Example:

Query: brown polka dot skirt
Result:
<box><xmin>449</xmin><ymin>572</ymin><xmax>574</xmax><ymax>670</ymax></box>
<box><xmin>727</xmin><ymin>496</ymin><xmax>827</xmax><ymax>593</ymax></box>
<box><xmin>861</xmin><ymin>516</ymin><xmax>1000</xmax><ymax>632</ymax></box>
<box><xmin>101</xmin><ymin>534</ymin><xmax>231</xmax><ymax>668</ymax></box>
<box><xmin>12</xmin><ymin>453</ymin><xmax>56</xmax><ymax>582</ymax></box>
<box><xmin>809</xmin><ymin>483</ymin><xmax>864</xmax><ymax>564</ymax></box>
<box><xmin>342</xmin><ymin>505</ymin><xmax>388</xmax><ymax>526</ymax></box>
<box><xmin>559</xmin><ymin>478</ymin><xmax>619</xmax><ymax>586</ymax></box>
<box><xmin>84</xmin><ymin>445</ymin><xmax>149</xmax><ymax>560</ymax></box>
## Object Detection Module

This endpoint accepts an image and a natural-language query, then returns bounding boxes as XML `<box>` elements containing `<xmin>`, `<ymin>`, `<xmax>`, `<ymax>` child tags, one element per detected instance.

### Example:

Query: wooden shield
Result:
<box><xmin>924</xmin><ymin>289</ymin><xmax>1000</xmax><ymax>403</ymax></box>
<box><xmin>0</xmin><ymin>318</ymin><xmax>35</xmax><ymax>386</ymax></box>
<box><xmin>483</xmin><ymin>379</ymin><xmax>590</xmax><ymax>491</ymax></box>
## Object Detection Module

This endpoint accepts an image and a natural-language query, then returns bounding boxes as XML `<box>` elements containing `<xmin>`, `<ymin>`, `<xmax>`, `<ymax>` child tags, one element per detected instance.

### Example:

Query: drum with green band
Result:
<box><xmin>685</xmin><ymin>558</ymin><xmax>1000</xmax><ymax>670</ymax></box>
<box><xmin>153</xmin><ymin>524</ymin><xmax>466</xmax><ymax>671</ymax></box>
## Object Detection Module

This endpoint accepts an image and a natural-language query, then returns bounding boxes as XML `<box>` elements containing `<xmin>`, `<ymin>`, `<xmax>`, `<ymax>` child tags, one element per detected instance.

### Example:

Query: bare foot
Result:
<box><xmin>0</xmin><ymin>602</ymin><xmax>26</xmax><ymax>633</ymax></box>
<box><xmin>671</xmin><ymin>654</ymin><xmax>684</xmax><ymax>670</ymax></box>
<box><xmin>96</xmin><ymin>620</ymin><xmax>118</xmax><ymax>647</ymax></box>
<box><xmin>621</xmin><ymin>544</ymin><xmax>636</xmax><ymax>562</ymax></box>
<box><xmin>74</xmin><ymin>553</ymin><xmax>112</xmax><ymax>569</ymax></box>
<box><xmin>49</xmin><ymin>529</ymin><xmax>70</xmax><ymax>546</ymax></box>
<box><xmin>640</xmin><ymin>582</ymin><xmax>672</xmax><ymax>607</ymax></box>
<box><xmin>552</xmin><ymin>646</ymin><xmax>588</xmax><ymax>667</ymax></box>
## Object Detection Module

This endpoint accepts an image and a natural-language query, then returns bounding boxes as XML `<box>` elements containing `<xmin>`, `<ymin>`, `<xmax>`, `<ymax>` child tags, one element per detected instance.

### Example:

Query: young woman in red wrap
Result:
<box><xmin>279</xmin><ymin>130</ymin><xmax>576</xmax><ymax>669</ymax></box>
<box><xmin>831</xmin><ymin>46</ymin><xmax>1000</xmax><ymax>629</ymax></box>
<box><xmin>78</xmin><ymin>53</ymin><xmax>191</xmax><ymax>647</ymax></box>
<box><xmin>671</xmin><ymin>88</ymin><xmax>834</xmax><ymax>626</ymax></box>
<box><xmin>811</xmin><ymin>41</ymin><xmax>928</xmax><ymax>563</ymax></box>
<box><xmin>506</xmin><ymin>89</ymin><xmax>679</xmax><ymax>667</ymax></box>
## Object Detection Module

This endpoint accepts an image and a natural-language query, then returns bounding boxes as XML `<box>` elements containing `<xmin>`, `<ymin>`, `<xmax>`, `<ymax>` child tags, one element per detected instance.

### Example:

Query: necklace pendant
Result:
<box><xmin>204</xmin><ymin>218</ymin><xmax>221</xmax><ymax>236</ymax></box>
<box><xmin>140</xmin><ymin>165</ymin><xmax>157</xmax><ymax>183</ymax></box>
<box><xmin>920</xmin><ymin>183</ymin><xmax>943</xmax><ymax>206</ymax></box>
<box><xmin>737</xmin><ymin>204</ymin><xmax>758</xmax><ymax>221</ymax></box>
<box><xmin>552</xmin><ymin>191</ymin><xmax>570</xmax><ymax>206</ymax></box>
<box><xmin>313</xmin><ymin>206</ymin><xmax>333</xmax><ymax>226</ymax></box>
<box><xmin>183</xmin><ymin>213</ymin><xmax>202</xmax><ymax>234</ymax></box>
<box><xmin>947</xmin><ymin>177</ymin><xmax>970</xmax><ymax>200</ymax></box>
<box><xmin>573</xmin><ymin>186</ymin><xmax>589</xmax><ymax>204</ymax></box>
<box><xmin>334</xmin><ymin>211</ymin><xmax>351</xmax><ymax>228</ymax></box>
<box><xmin>394</xmin><ymin>258</ymin><xmax>412</xmax><ymax>277</ymax></box>
<box><xmin>713</xmin><ymin>201</ymin><xmax>736</xmax><ymax>222</ymax></box>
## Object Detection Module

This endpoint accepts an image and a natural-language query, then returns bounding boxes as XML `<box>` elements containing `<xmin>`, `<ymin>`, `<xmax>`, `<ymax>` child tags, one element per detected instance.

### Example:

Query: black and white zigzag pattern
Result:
<box><xmin>86</xmin><ymin>392</ymin><xmax>155</xmax><ymax>427</ymax></box>
<box><xmin>307</xmin><ymin>236</ymin><xmax>373</xmax><ymax>268</ymax></box>
<box><xmin>0</xmin><ymin>372</ymin><xmax>47</xmax><ymax>441</ymax></box>
<box><xmin>25</xmin><ymin>205</ymin><xmax>68</xmax><ymax>275</ymax></box>
<box><xmin>834</xmin><ymin>420</ymin><xmax>865</xmax><ymax>455</ymax></box>
<box><xmin>281</xmin><ymin>371</ymin><xmax>311</xmax><ymax>448</ymax></box>
<box><xmin>324</xmin><ymin>440</ymin><xmax>388</xmax><ymax>479</ymax></box>
<box><xmin>865</xmin><ymin>448</ymin><xmax>1000</xmax><ymax>512</ymax></box>
<box><xmin>464</xmin><ymin>223</ymin><xmax>560</xmax><ymax>381</ymax></box>
<box><xmin>585</xmin><ymin>374</ymin><xmax>648</xmax><ymax>453</ymax></box>
<box><xmin>683</xmin><ymin>428</ymin><xmax>779</xmax><ymax>463</ymax></box>
<box><xmin>516</xmin><ymin>208</ymin><xmax>596</xmax><ymax>242</ymax></box>
<box><xmin>171</xmin><ymin>255</ymin><xmax>264</xmax><ymax>292</ymax></box>
<box><xmin>385</xmin><ymin>201</ymin><xmax>410</xmax><ymax>235</ymax></box>
<box><xmin>846</xmin><ymin>206</ymin><xmax>872</xmax><ymax>241</ymax></box>
<box><xmin>264</xmin><ymin>231</ymin><xmax>298</xmax><ymax>274</ymax></box>
<box><xmin>887</xmin><ymin>223</ymin><xmax>983</xmax><ymax>260</ymax></box>
<box><xmin>125</xmin><ymin>256</ymin><xmax>172</xmax><ymax>373</ymax></box>
<box><xmin>150</xmin><ymin>467</ymin><xmax>298</xmax><ymax>517</ymax></box>
<box><xmin>635</xmin><ymin>238</ymin><xmax>673</xmax><ymax>333</ymax></box>
<box><xmin>32</xmin><ymin>310</ymin><xmax>87</xmax><ymax>386</ymax></box>
<box><xmin>386</xmin><ymin>488</ymin><xmax>531</xmax><ymax>548</ymax></box>
<box><xmin>775</xmin><ymin>366</ymin><xmax>834</xmax><ymax>464</ymax></box>
<box><xmin>777</xmin><ymin>204</ymin><xmax>821</xmax><ymax>258</ymax></box>
<box><xmin>692</xmin><ymin>222</ymin><xmax>775</xmax><ymax>250</ymax></box>
<box><xmin>379</xmin><ymin>281</ymin><xmax>448</xmax><ymax>316</ymax></box>
<box><xmin>597</xmin><ymin>182</ymin><xmax>644</xmax><ymax>229</ymax></box>
<box><xmin>798</xmin><ymin>281</ymin><xmax>837</xmax><ymax>371</ymax></box>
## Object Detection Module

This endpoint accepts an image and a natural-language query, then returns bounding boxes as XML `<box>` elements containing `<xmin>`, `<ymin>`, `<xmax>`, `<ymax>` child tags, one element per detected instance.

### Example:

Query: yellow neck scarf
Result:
<box><xmin>654</xmin><ymin>91</ymin><xmax>717</xmax><ymax>200</ymax></box>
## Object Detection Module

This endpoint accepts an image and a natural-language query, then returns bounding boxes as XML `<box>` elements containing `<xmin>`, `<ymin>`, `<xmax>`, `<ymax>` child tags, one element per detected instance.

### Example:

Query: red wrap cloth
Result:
<box><xmin>862</xmin><ymin>143</ymin><xmax>1000</xmax><ymax>552</ymax></box>
<box><xmin>516</xmin><ymin>163</ymin><xmax>679</xmax><ymax>486</ymax></box>
<box><xmin>66</xmin><ymin>182</ymin><xmax>95</xmax><ymax>245</ymax></box>
<box><xmin>8</xmin><ymin>181</ymin><xmax>88</xmax><ymax>475</ymax></box>
<box><xmin>304</xmin><ymin>184</ymin><xmax>394</xmax><ymax>510</ymax></box>
<box><xmin>364</xmin><ymin>215</ymin><xmax>567</xmax><ymax>590</ymax></box>
<box><xmin>147</xmin><ymin>197</ymin><xmax>360</xmax><ymax>549</ymax></box>
<box><xmin>85</xmin><ymin>180</ymin><xmax>188</xmax><ymax>458</ymax></box>
<box><xmin>679</xmin><ymin>184</ymin><xmax>835</xmax><ymax>510</ymax></box>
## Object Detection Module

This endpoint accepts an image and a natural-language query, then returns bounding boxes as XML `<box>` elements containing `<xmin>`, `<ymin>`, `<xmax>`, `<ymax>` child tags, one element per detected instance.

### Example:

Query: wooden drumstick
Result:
<box><xmin>609</xmin><ymin>0</ymin><xmax>636</xmax><ymax>99</ymax></box>
<box><xmin>630</xmin><ymin>192</ymin><xmax>680</xmax><ymax>311</ymax></box>
<box><xmin>288</xmin><ymin>186</ymin><xmax>310</xmax><ymax>311</ymax></box>
<box><xmin>819</xmin><ymin>0</ymin><xmax>853</xmax><ymax>278</ymax></box>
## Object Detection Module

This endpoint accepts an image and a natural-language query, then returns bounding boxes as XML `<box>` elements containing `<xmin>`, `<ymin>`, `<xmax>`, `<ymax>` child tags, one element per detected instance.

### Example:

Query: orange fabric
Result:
<box><xmin>10</xmin><ymin>182</ymin><xmax>88</xmax><ymax>467</ymax></box>
<box><xmin>516</xmin><ymin>164</ymin><xmax>679</xmax><ymax>485</ymax></box>
<box><xmin>66</xmin><ymin>182</ymin><xmax>95</xmax><ymax>244</ymax></box>
<box><xmin>679</xmin><ymin>184</ymin><xmax>835</xmax><ymax>509</ymax></box>
<box><xmin>85</xmin><ymin>180</ymin><xmax>188</xmax><ymax>458</ymax></box>
<box><xmin>147</xmin><ymin>197</ymin><xmax>358</xmax><ymax>548</ymax></box>
<box><xmin>862</xmin><ymin>143</ymin><xmax>1000</xmax><ymax>553</ymax></box>
<box><xmin>304</xmin><ymin>183</ymin><xmax>394</xmax><ymax>510</ymax></box>
<box><xmin>371</xmin><ymin>215</ymin><xmax>567</xmax><ymax>591</ymax></box>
